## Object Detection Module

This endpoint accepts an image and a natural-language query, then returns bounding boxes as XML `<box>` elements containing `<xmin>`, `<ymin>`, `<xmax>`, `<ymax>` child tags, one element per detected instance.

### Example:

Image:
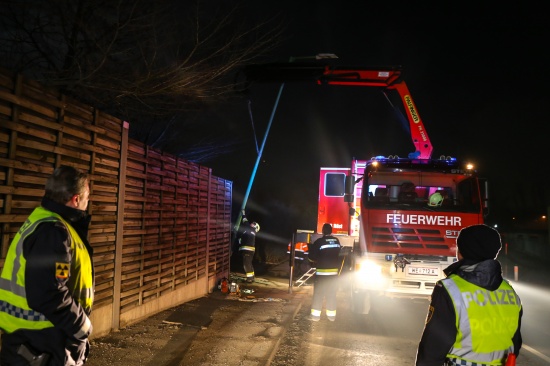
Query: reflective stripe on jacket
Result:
<box><xmin>238</xmin><ymin>227</ymin><xmax>256</xmax><ymax>253</ymax></box>
<box><xmin>0</xmin><ymin>206</ymin><xmax>94</xmax><ymax>334</ymax></box>
<box><xmin>442</xmin><ymin>275</ymin><xmax>521</xmax><ymax>365</ymax></box>
<box><xmin>287</xmin><ymin>242</ymin><xmax>309</xmax><ymax>260</ymax></box>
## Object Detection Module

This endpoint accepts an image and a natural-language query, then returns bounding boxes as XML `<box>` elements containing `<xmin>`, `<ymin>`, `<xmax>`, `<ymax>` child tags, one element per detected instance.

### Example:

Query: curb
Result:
<box><xmin>265</xmin><ymin>290</ymin><xmax>307</xmax><ymax>365</ymax></box>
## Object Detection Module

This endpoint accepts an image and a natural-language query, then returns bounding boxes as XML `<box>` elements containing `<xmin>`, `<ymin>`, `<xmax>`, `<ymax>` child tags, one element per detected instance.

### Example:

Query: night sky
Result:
<box><xmin>207</xmin><ymin>2</ymin><xmax>549</xmax><ymax>243</ymax></box>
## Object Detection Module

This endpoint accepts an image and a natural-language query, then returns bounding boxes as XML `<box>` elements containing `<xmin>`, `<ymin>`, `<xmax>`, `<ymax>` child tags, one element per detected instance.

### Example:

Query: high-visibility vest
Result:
<box><xmin>287</xmin><ymin>242</ymin><xmax>309</xmax><ymax>259</ymax></box>
<box><xmin>0</xmin><ymin>206</ymin><xmax>94</xmax><ymax>334</ymax></box>
<box><xmin>442</xmin><ymin>274</ymin><xmax>521</xmax><ymax>365</ymax></box>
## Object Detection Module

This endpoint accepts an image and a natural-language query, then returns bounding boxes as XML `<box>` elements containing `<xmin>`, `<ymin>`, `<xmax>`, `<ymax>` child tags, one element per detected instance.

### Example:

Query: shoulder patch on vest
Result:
<box><xmin>426</xmin><ymin>305</ymin><xmax>434</xmax><ymax>324</ymax></box>
<box><xmin>56</xmin><ymin>262</ymin><xmax>70</xmax><ymax>279</ymax></box>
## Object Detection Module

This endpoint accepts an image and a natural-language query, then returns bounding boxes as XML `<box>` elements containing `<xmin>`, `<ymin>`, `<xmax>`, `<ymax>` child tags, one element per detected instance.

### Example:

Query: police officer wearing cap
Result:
<box><xmin>415</xmin><ymin>224</ymin><xmax>522</xmax><ymax>366</ymax></box>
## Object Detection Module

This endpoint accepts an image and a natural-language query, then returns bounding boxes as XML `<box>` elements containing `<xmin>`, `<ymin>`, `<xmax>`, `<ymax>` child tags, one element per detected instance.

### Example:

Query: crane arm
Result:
<box><xmin>318</xmin><ymin>66</ymin><xmax>433</xmax><ymax>159</ymax></box>
<box><xmin>244</xmin><ymin>63</ymin><xmax>433</xmax><ymax>159</ymax></box>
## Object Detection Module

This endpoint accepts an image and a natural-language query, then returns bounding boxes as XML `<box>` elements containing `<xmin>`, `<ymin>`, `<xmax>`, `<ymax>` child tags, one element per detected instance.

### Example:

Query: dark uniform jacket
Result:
<box><xmin>415</xmin><ymin>259</ymin><xmax>523</xmax><ymax>366</ymax></box>
<box><xmin>0</xmin><ymin>197</ymin><xmax>94</xmax><ymax>365</ymax></box>
<box><xmin>238</xmin><ymin>224</ymin><xmax>256</xmax><ymax>253</ymax></box>
<box><xmin>308</xmin><ymin>235</ymin><xmax>342</xmax><ymax>273</ymax></box>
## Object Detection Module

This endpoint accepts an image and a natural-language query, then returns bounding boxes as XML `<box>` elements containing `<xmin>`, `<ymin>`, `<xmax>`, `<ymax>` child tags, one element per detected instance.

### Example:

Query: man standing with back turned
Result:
<box><xmin>0</xmin><ymin>165</ymin><xmax>94</xmax><ymax>365</ymax></box>
<box><xmin>308</xmin><ymin>223</ymin><xmax>342</xmax><ymax>322</ymax></box>
<box><xmin>416</xmin><ymin>224</ymin><xmax>522</xmax><ymax>366</ymax></box>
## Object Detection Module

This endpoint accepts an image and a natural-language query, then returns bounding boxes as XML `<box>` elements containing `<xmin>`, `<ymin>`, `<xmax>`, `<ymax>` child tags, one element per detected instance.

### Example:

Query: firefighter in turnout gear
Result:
<box><xmin>308</xmin><ymin>223</ymin><xmax>342</xmax><ymax>322</ymax></box>
<box><xmin>238</xmin><ymin>211</ymin><xmax>259</xmax><ymax>283</ymax></box>
<box><xmin>415</xmin><ymin>224</ymin><xmax>522</xmax><ymax>366</ymax></box>
<box><xmin>0</xmin><ymin>166</ymin><xmax>94</xmax><ymax>366</ymax></box>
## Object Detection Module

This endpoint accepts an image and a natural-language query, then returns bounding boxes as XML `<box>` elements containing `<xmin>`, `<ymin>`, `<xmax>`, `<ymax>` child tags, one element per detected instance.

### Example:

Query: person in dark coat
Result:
<box><xmin>415</xmin><ymin>224</ymin><xmax>522</xmax><ymax>366</ymax></box>
<box><xmin>0</xmin><ymin>165</ymin><xmax>94</xmax><ymax>365</ymax></box>
<box><xmin>238</xmin><ymin>211</ymin><xmax>259</xmax><ymax>283</ymax></box>
<box><xmin>308</xmin><ymin>223</ymin><xmax>342</xmax><ymax>322</ymax></box>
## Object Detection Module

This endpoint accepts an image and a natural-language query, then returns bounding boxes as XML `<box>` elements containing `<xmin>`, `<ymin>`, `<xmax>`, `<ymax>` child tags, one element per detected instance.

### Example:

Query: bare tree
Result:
<box><xmin>0</xmin><ymin>0</ymin><xmax>283</xmax><ymax>160</ymax></box>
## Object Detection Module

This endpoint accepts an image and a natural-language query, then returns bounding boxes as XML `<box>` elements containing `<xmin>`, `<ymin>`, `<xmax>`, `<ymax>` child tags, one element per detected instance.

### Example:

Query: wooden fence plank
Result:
<box><xmin>0</xmin><ymin>69</ymin><xmax>232</xmax><ymax>335</ymax></box>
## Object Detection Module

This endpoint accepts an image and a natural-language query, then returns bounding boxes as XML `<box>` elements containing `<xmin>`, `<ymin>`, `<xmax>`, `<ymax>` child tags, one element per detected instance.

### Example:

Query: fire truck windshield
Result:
<box><xmin>362</xmin><ymin>172</ymin><xmax>481</xmax><ymax>213</ymax></box>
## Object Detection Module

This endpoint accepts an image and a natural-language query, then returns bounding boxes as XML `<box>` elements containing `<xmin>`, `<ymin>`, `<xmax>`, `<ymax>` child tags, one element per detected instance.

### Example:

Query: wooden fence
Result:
<box><xmin>0</xmin><ymin>69</ymin><xmax>232</xmax><ymax>337</ymax></box>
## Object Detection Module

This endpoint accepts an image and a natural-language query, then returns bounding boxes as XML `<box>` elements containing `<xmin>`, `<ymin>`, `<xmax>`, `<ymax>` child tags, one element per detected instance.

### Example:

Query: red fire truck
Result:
<box><xmin>245</xmin><ymin>63</ymin><xmax>489</xmax><ymax>313</ymax></box>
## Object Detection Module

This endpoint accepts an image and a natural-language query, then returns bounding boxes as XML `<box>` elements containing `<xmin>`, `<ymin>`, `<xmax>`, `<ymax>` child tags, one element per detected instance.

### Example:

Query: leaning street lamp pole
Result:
<box><xmin>234</xmin><ymin>53</ymin><xmax>338</xmax><ymax>233</ymax></box>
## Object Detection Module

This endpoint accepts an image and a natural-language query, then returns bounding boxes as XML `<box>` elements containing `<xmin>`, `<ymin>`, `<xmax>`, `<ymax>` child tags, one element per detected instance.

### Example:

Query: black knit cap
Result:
<box><xmin>457</xmin><ymin>224</ymin><xmax>502</xmax><ymax>261</ymax></box>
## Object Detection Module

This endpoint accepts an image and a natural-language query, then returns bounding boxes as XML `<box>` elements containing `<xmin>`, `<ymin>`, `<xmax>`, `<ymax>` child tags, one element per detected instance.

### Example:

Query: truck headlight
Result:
<box><xmin>355</xmin><ymin>260</ymin><xmax>382</xmax><ymax>278</ymax></box>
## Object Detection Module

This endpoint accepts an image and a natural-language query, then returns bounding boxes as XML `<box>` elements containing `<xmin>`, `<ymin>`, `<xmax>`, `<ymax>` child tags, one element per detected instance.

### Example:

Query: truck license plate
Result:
<box><xmin>408</xmin><ymin>267</ymin><xmax>439</xmax><ymax>276</ymax></box>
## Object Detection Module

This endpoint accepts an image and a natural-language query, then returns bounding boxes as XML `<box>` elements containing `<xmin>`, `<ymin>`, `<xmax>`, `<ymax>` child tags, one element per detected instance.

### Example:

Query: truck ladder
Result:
<box><xmin>295</xmin><ymin>267</ymin><xmax>316</xmax><ymax>287</ymax></box>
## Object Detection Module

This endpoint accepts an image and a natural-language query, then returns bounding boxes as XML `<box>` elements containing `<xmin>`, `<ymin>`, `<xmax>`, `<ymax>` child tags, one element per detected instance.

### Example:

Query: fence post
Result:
<box><xmin>112</xmin><ymin>121</ymin><xmax>129</xmax><ymax>331</ymax></box>
<box><xmin>206</xmin><ymin>168</ymin><xmax>212</xmax><ymax>293</ymax></box>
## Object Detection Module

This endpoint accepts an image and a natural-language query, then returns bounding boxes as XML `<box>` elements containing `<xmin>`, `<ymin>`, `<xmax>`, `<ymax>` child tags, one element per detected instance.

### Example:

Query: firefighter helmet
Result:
<box><xmin>251</xmin><ymin>222</ymin><xmax>260</xmax><ymax>232</ymax></box>
<box><xmin>428</xmin><ymin>192</ymin><xmax>444</xmax><ymax>207</ymax></box>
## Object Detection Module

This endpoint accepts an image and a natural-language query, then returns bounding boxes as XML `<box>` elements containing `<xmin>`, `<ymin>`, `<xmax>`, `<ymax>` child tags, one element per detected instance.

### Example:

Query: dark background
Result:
<box><xmin>1</xmin><ymin>1</ymin><xmax>546</xmax><ymax>247</ymax></box>
<box><xmin>207</xmin><ymin>1</ymin><xmax>549</xmax><ymax>247</ymax></box>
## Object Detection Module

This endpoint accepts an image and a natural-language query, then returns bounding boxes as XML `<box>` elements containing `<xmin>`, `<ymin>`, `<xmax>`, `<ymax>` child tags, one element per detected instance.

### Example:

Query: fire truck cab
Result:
<box><xmin>319</xmin><ymin>157</ymin><xmax>488</xmax><ymax>313</ymax></box>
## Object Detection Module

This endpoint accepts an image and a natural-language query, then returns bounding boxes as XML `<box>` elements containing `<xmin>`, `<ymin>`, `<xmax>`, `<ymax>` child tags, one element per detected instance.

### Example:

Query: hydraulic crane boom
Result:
<box><xmin>244</xmin><ymin>63</ymin><xmax>433</xmax><ymax>159</ymax></box>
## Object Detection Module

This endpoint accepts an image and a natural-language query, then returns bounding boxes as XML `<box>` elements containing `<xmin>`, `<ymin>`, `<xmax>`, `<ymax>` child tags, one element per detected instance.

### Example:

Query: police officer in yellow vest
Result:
<box><xmin>0</xmin><ymin>166</ymin><xmax>94</xmax><ymax>365</ymax></box>
<box><xmin>416</xmin><ymin>224</ymin><xmax>522</xmax><ymax>366</ymax></box>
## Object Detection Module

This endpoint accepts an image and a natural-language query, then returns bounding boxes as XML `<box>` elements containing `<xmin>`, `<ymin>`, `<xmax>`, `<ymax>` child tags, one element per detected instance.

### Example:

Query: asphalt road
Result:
<box><xmin>271</xmin><ymin>282</ymin><xmax>550</xmax><ymax>366</ymax></box>
<box><xmin>86</xmin><ymin>272</ymin><xmax>308</xmax><ymax>366</ymax></box>
<box><xmin>85</xmin><ymin>252</ymin><xmax>550</xmax><ymax>366</ymax></box>
<box><xmin>271</xmin><ymin>291</ymin><xmax>429</xmax><ymax>365</ymax></box>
